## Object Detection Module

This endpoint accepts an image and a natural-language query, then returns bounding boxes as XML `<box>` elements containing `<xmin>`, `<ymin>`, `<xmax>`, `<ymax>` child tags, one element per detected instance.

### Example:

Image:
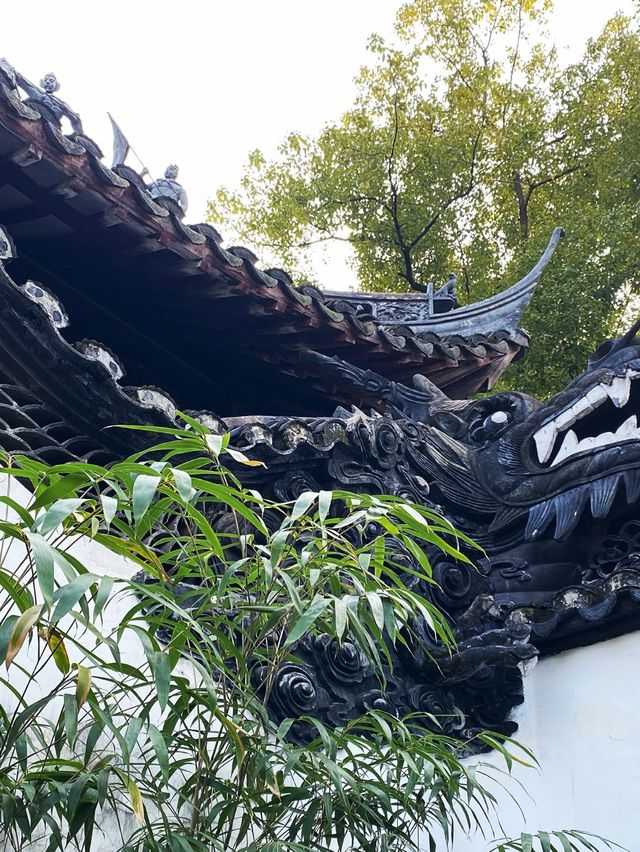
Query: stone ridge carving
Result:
<box><xmin>0</xmin><ymin>253</ymin><xmax>537</xmax><ymax>743</ymax></box>
<box><xmin>318</xmin><ymin>229</ymin><xmax>563</xmax><ymax>341</ymax></box>
<box><xmin>261</xmin><ymin>605</ymin><xmax>535</xmax><ymax>746</ymax></box>
<box><xmin>225</xmin><ymin>329</ymin><xmax>640</xmax><ymax>725</ymax></box>
<box><xmin>320</xmin><ymin>274</ymin><xmax>458</xmax><ymax>325</ymax></box>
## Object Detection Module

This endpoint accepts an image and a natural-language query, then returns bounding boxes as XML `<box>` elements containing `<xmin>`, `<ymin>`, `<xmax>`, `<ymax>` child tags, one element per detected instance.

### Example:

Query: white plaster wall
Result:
<box><xmin>446</xmin><ymin>633</ymin><xmax>640</xmax><ymax>852</ymax></box>
<box><xmin>2</xmin><ymin>473</ymin><xmax>639</xmax><ymax>851</ymax></box>
<box><xmin>0</xmin><ymin>473</ymin><xmax>146</xmax><ymax>850</ymax></box>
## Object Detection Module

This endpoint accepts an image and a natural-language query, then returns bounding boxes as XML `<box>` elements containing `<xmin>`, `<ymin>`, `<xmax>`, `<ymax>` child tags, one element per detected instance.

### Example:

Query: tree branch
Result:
<box><xmin>512</xmin><ymin>170</ymin><xmax>529</xmax><ymax>240</ymax></box>
<box><xmin>407</xmin><ymin>126</ymin><xmax>483</xmax><ymax>252</ymax></box>
<box><xmin>385</xmin><ymin>90</ymin><xmax>428</xmax><ymax>292</ymax></box>
<box><xmin>513</xmin><ymin>164</ymin><xmax>580</xmax><ymax>240</ymax></box>
<box><xmin>529</xmin><ymin>164</ymin><xmax>580</xmax><ymax>194</ymax></box>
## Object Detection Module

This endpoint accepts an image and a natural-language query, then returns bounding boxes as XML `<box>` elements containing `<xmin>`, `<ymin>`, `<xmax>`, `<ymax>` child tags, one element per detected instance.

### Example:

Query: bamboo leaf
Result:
<box><xmin>51</xmin><ymin>574</ymin><xmax>98</xmax><ymax>624</ymax></box>
<box><xmin>335</xmin><ymin>597</ymin><xmax>347</xmax><ymax>641</ymax></box>
<box><xmin>0</xmin><ymin>568</ymin><xmax>34</xmax><ymax>614</ymax></box>
<box><xmin>366</xmin><ymin>591</ymin><xmax>385</xmax><ymax>631</ymax></box>
<box><xmin>132</xmin><ymin>473</ymin><xmax>160</xmax><ymax>524</ymax></box>
<box><xmin>29</xmin><ymin>473</ymin><xmax>87</xmax><ymax>511</ymax></box>
<box><xmin>127</xmin><ymin>777</ymin><xmax>145</xmax><ymax>824</ymax></box>
<box><xmin>125</xmin><ymin>717</ymin><xmax>143</xmax><ymax>755</ymax></box>
<box><xmin>318</xmin><ymin>490</ymin><xmax>332</xmax><ymax>521</ymax></box>
<box><xmin>0</xmin><ymin>495</ymin><xmax>34</xmax><ymax>526</ymax></box>
<box><xmin>64</xmin><ymin>693</ymin><xmax>78</xmax><ymax>746</ymax></box>
<box><xmin>205</xmin><ymin>433</ymin><xmax>224</xmax><ymax>456</ymax></box>
<box><xmin>290</xmin><ymin>490</ymin><xmax>317</xmax><ymax>520</ymax></box>
<box><xmin>226</xmin><ymin>446</ymin><xmax>266</xmax><ymax>467</ymax></box>
<box><xmin>270</xmin><ymin>528</ymin><xmax>290</xmax><ymax>569</ymax></box>
<box><xmin>25</xmin><ymin>532</ymin><xmax>56</xmax><ymax>605</ymax></box>
<box><xmin>100</xmin><ymin>494</ymin><xmax>118</xmax><ymax>528</ymax></box>
<box><xmin>539</xmin><ymin>834</ymin><xmax>552</xmax><ymax>852</ymax></box>
<box><xmin>93</xmin><ymin>575</ymin><xmax>114</xmax><ymax>621</ymax></box>
<box><xmin>553</xmin><ymin>834</ymin><xmax>574</xmax><ymax>852</ymax></box>
<box><xmin>214</xmin><ymin>709</ymin><xmax>246</xmax><ymax>761</ymax></box>
<box><xmin>5</xmin><ymin>604</ymin><xmax>43</xmax><ymax>669</ymax></box>
<box><xmin>0</xmin><ymin>615</ymin><xmax>18</xmax><ymax>665</ymax></box>
<box><xmin>148</xmin><ymin>723</ymin><xmax>169</xmax><ymax>782</ymax></box>
<box><xmin>35</xmin><ymin>498</ymin><xmax>84</xmax><ymax>535</ymax></box>
<box><xmin>76</xmin><ymin>665</ymin><xmax>92</xmax><ymax>707</ymax></box>
<box><xmin>42</xmin><ymin>627</ymin><xmax>70</xmax><ymax>673</ymax></box>
<box><xmin>285</xmin><ymin>595</ymin><xmax>329</xmax><ymax>646</ymax></box>
<box><xmin>172</xmin><ymin>467</ymin><xmax>195</xmax><ymax>502</ymax></box>
<box><xmin>154</xmin><ymin>650</ymin><xmax>171</xmax><ymax>711</ymax></box>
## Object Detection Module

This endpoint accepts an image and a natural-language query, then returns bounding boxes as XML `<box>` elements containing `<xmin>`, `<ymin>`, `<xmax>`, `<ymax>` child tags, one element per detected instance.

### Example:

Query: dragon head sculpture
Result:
<box><xmin>435</xmin><ymin>320</ymin><xmax>640</xmax><ymax>543</ymax></box>
<box><xmin>404</xmin><ymin>321</ymin><xmax>640</xmax><ymax>640</ymax></box>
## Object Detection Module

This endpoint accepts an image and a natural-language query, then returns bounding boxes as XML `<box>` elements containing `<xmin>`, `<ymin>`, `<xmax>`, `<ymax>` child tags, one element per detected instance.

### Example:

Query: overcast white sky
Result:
<box><xmin>2</xmin><ymin>0</ymin><xmax>636</xmax><ymax>287</ymax></box>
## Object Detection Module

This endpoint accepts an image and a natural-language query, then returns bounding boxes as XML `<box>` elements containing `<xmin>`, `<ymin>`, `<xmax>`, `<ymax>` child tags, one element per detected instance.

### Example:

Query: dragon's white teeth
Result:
<box><xmin>554</xmin><ymin>408</ymin><xmax>577</xmax><ymax>430</ymax></box>
<box><xmin>570</xmin><ymin>396</ymin><xmax>593</xmax><ymax>418</ymax></box>
<box><xmin>552</xmin><ymin>430</ymin><xmax>579</xmax><ymax>466</ymax></box>
<box><xmin>606</xmin><ymin>375</ymin><xmax>631</xmax><ymax>408</ymax></box>
<box><xmin>550</xmin><ymin>417</ymin><xmax>640</xmax><ymax>466</ymax></box>
<box><xmin>534</xmin><ymin>421</ymin><xmax>558</xmax><ymax>464</ymax></box>
<box><xmin>553</xmin><ymin>383</ymin><xmax>610</xmax><ymax>430</ymax></box>
<box><xmin>533</xmin><ymin>369</ymin><xmax>640</xmax><ymax>466</ymax></box>
<box><xmin>586</xmin><ymin>385</ymin><xmax>609</xmax><ymax>406</ymax></box>
<box><xmin>568</xmin><ymin>385</ymin><xmax>608</xmax><ymax>418</ymax></box>
<box><xmin>616</xmin><ymin>414</ymin><xmax>638</xmax><ymax>437</ymax></box>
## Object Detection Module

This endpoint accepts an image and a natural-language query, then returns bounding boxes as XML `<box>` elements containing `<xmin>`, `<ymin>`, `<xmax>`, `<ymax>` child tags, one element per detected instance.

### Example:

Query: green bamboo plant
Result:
<box><xmin>0</xmin><ymin>417</ymin><xmax>621</xmax><ymax>852</ymax></box>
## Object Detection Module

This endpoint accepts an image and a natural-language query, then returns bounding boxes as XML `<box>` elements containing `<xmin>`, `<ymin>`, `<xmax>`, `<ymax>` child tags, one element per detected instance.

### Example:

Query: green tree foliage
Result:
<box><xmin>209</xmin><ymin>1</ymin><xmax>640</xmax><ymax>399</ymax></box>
<box><xmin>0</xmin><ymin>424</ymin><xmax>621</xmax><ymax>850</ymax></box>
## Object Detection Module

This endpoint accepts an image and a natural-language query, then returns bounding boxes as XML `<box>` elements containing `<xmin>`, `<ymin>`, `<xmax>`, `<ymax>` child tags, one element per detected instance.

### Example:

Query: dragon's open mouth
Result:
<box><xmin>533</xmin><ymin>364</ymin><xmax>640</xmax><ymax>468</ymax></box>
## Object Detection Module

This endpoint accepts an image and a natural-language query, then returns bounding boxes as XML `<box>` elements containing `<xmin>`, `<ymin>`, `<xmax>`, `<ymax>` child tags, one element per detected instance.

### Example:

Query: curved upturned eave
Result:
<box><xmin>323</xmin><ymin>228</ymin><xmax>563</xmax><ymax>338</ymax></box>
<box><xmin>410</xmin><ymin>228</ymin><xmax>564</xmax><ymax>336</ymax></box>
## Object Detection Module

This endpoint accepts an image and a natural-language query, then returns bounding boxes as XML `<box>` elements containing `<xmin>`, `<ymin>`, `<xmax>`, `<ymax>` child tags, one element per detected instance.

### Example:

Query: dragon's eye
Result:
<box><xmin>489</xmin><ymin>411</ymin><xmax>508</xmax><ymax>424</ymax></box>
<box><xmin>467</xmin><ymin>397</ymin><xmax>517</xmax><ymax>442</ymax></box>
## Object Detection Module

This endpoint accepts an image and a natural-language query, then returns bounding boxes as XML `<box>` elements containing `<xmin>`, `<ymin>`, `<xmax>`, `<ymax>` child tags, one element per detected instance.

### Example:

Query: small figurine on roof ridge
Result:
<box><xmin>11</xmin><ymin>68</ymin><xmax>83</xmax><ymax>134</ymax></box>
<box><xmin>149</xmin><ymin>164</ymin><xmax>189</xmax><ymax>216</ymax></box>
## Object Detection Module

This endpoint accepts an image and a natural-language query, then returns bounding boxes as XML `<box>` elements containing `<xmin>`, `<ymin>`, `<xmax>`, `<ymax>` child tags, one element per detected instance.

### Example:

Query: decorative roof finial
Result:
<box><xmin>149</xmin><ymin>164</ymin><xmax>189</xmax><ymax>215</ymax></box>
<box><xmin>436</xmin><ymin>273</ymin><xmax>458</xmax><ymax>299</ymax></box>
<box><xmin>8</xmin><ymin>67</ymin><xmax>83</xmax><ymax>134</ymax></box>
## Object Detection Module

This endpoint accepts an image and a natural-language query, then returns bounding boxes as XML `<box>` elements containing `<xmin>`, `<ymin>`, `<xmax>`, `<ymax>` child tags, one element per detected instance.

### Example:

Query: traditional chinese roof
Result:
<box><xmin>0</xmin><ymin>63</ymin><xmax>560</xmax><ymax>416</ymax></box>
